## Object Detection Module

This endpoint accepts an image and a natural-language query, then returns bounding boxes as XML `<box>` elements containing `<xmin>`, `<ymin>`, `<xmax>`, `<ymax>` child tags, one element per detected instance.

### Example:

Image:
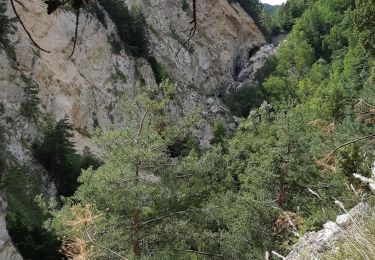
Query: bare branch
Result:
<box><xmin>331</xmin><ymin>134</ymin><xmax>375</xmax><ymax>155</ymax></box>
<box><xmin>14</xmin><ymin>0</ymin><xmax>26</xmax><ymax>9</ymax></box>
<box><xmin>10</xmin><ymin>0</ymin><xmax>51</xmax><ymax>53</ymax></box>
<box><xmin>69</xmin><ymin>7</ymin><xmax>80</xmax><ymax>58</ymax></box>
<box><xmin>316</xmin><ymin>134</ymin><xmax>375</xmax><ymax>171</ymax></box>
<box><xmin>175</xmin><ymin>0</ymin><xmax>197</xmax><ymax>57</ymax></box>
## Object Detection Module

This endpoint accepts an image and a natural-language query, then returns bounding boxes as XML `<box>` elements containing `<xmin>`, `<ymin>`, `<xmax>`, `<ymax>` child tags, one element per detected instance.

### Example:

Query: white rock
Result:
<box><xmin>336</xmin><ymin>214</ymin><xmax>351</xmax><ymax>227</ymax></box>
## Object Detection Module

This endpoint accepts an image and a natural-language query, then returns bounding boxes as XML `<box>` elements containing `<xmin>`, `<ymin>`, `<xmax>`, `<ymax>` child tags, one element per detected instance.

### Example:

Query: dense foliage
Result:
<box><xmin>228</xmin><ymin>0</ymin><xmax>314</xmax><ymax>39</ymax></box>
<box><xmin>5</xmin><ymin>168</ymin><xmax>63</xmax><ymax>260</ymax></box>
<box><xmin>22</xmin><ymin>0</ymin><xmax>375</xmax><ymax>259</ymax></box>
<box><xmin>98</xmin><ymin>0</ymin><xmax>149</xmax><ymax>57</ymax></box>
<box><xmin>33</xmin><ymin>116</ymin><xmax>101</xmax><ymax>197</ymax></box>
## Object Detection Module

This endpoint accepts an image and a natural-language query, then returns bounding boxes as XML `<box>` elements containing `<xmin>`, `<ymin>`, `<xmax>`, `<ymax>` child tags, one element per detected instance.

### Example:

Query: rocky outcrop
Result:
<box><xmin>234</xmin><ymin>44</ymin><xmax>276</xmax><ymax>89</ymax></box>
<box><xmin>286</xmin><ymin>202</ymin><xmax>369</xmax><ymax>260</ymax></box>
<box><xmin>2</xmin><ymin>0</ymin><xmax>271</xmax><ymax>142</ymax></box>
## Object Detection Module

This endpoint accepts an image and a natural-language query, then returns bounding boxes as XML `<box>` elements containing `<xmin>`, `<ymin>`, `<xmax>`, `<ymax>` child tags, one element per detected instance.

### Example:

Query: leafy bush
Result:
<box><xmin>5</xmin><ymin>167</ymin><xmax>63</xmax><ymax>260</ymax></box>
<box><xmin>33</xmin><ymin>116</ymin><xmax>101</xmax><ymax>197</ymax></box>
<box><xmin>353</xmin><ymin>0</ymin><xmax>375</xmax><ymax>54</ymax></box>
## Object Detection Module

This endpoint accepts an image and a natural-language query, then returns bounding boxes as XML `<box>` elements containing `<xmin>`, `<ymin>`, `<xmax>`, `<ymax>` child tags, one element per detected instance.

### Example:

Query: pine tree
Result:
<box><xmin>34</xmin><ymin>116</ymin><xmax>78</xmax><ymax>197</ymax></box>
<box><xmin>48</xmin><ymin>81</ymin><xmax>240</xmax><ymax>259</ymax></box>
<box><xmin>20</xmin><ymin>74</ymin><xmax>41</xmax><ymax>119</ymax></box>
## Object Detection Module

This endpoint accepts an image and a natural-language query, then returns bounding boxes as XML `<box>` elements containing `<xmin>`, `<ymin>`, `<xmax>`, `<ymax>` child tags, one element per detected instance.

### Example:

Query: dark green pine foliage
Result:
<box><xmin>353</xmin><ymin>0</ymin><xmax>375</xmax><ymax>55</ymax></box>
<box><xmin>20</xmin><ymin>74</ymin><xmax>41</xmax><ymax>119</ymax></box>
<box><xmin>0</xmin><ymin>1</ymin><xmax>16</xmax><ymax>60</ymax></box>
<box><xmin>33</xmin><ymin>116</ymin><xmax>101</xmax><ymax>197</ymax></box>
<box><xmin>5</xmin><ymin>168</ymin><xmax>63</xmax><ymax>260</ymax></box>
<box><xmin>97</xmin><ymin>0</ymin><xmax>149</xmax><ymax>57</ymax></box>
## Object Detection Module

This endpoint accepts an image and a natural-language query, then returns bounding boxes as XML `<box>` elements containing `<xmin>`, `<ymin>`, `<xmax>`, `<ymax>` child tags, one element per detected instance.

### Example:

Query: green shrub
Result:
<box><xmin>211</xmin><ymin>119</ymin><xmax>227</xmax><ymax>146</ymax></box>
<box><xmin>5</xmin><ymin>167</ymin><xmax>63</xmax><ymax>260</ymax></box>
<box><xmin>113</xmin><ymin>64</ymin><xmax>127</xmax><ymax>82</ymax></box>
<box><xmin>147</xmin><ymin>56</ymin><xmax>170</xmax><ymax>84</ymax></box>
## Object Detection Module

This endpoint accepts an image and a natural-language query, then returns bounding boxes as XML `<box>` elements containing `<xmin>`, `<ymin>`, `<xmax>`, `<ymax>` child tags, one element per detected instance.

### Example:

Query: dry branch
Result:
<box><xmin>10</xmin><ymin>0</ymin><xmax>51</xmax><ymax>53</ymax></box>
<box><xmin>176</xmin><ymin>0</ymin><xmax>197</xmax><ymax>56</ymax></box>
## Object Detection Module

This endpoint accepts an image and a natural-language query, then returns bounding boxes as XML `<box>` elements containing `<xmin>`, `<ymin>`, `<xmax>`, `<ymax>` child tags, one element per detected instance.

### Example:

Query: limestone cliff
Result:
<box><xmin>0</xmin><ymin>0</ymin><xmax>273</xmax><ymax>258</ymax></box>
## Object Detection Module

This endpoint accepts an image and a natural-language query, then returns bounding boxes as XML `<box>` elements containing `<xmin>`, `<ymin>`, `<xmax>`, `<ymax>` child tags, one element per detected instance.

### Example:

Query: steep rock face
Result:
<box><xmin>2</xmin><ymin>0</ymin><xmax>271</xmax><ymax>145</ymax></box>
<box><xmin>131</xmin><ymin>0</ymin><xmax>271</xmax><ymax>92</ymax></box>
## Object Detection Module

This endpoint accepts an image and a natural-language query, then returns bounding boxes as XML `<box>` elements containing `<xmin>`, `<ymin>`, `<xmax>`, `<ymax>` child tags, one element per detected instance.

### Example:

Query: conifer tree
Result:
<box><xmin>49</xmin><ymin>81</ymin><xmax>256</xmax><ymax>259</ymax></box>
<box><xmin>33</xmin><ymin>115</ymin><xmax>84</xmax><ymax>197</ymax></box>
<box><xmin>20</xmin><ymin>74</ymin><xmax>41</xmax><ymax>119</ymax></box>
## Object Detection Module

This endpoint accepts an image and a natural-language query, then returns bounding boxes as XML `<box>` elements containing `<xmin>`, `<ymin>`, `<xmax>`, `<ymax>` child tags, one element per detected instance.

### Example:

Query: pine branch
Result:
<box><xmin>84</xmin><ymin>224</ymin><xmax>129</xmax><ymax>260</ymax></box>
<box><xmin>174</xmin><ymin>249</ymin><xmax>225</xmax><ymax>258</ymax></box>
<box><xmin>331</xmin><ymin>134</ymin><xmax>375</xmax><ymax>154</ymax></box>
<box><xmin>141</xmin><ymin>207</ymin><xmax>218</xmax><ymax>227</ymax></box>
